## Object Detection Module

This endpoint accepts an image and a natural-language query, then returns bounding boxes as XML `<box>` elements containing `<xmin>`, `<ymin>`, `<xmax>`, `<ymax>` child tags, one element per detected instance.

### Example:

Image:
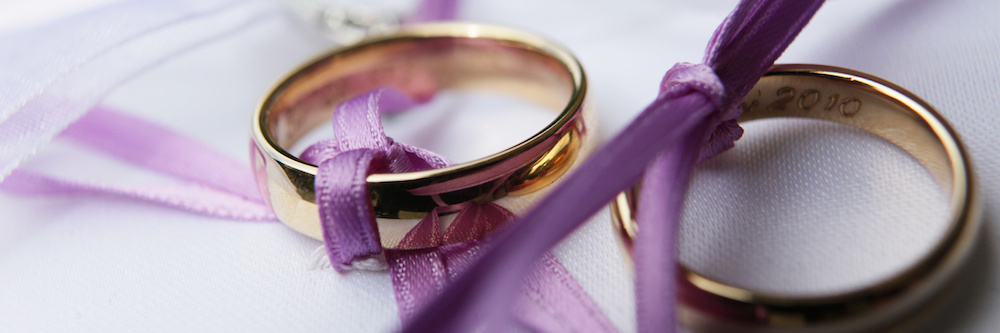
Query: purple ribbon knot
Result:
<box><xmin>658</xmin><ymin>62</ymin><xmax>745</xmax><ymax>162</ymax></box>
<box><xmin>300</xmin><ymin>87</ymin><xmax>453</xmax><ymax>271</ymax></box>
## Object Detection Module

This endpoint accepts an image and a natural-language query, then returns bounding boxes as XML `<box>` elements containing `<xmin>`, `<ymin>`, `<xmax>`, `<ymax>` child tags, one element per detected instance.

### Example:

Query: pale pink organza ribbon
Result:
<box><xmin>0</xmin><ymin>0</ymin><xmax>615</xmax><ymax>331</ymax></box>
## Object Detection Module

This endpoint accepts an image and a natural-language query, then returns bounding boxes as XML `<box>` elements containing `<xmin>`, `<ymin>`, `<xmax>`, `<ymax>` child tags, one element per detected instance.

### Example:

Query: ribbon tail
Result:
<box><xmin>634</xmin><ymin>124</ymin><xmax>711</xmax><ymax>332</ymax></box>
<box><xmin>516</xmin><ymin>252</ymin><xmax>619</xmax><ymax>333</ymax></box>
<box><xmin>386</xmin><ymin>247</ymin><xmax>449</xmax><ymax>322</ymax></box>
<box><xmin>0</xmin><ymin>106</ymin><xmax>275</xmax><ymax>221</ymax></box>
<box><xmin>392</xmin><ymin>239</ymin><xmax>616</xmax><ymax>333</ymax></box>
<box><xmin>60</xmin><ymin>107</ymin><xmax>264</xmax><ymax>202</ymax></box>
<box><xmin>706</xmin><ymin>0</ymin><xmax>826</xmax><ymax>102</ymax></box>
<box><xmin>0</xmin><ymin>169</ymin><xmax>275</xmax><ymax>221</ymax></box>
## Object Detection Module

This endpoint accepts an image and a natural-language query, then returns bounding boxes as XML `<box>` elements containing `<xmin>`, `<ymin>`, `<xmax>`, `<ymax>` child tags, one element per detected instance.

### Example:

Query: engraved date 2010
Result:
<box><xmin>742</xmin><ymin>86</ymin><xmax>862</xmax><ymax>117</ymax></box>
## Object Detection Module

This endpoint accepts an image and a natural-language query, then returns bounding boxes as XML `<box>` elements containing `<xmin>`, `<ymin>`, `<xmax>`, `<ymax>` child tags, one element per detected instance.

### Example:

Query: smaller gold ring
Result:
<box><xmin>251</xmin><ymin>23</ymin><xmax>593</xmax><ymax>249</ymax></box>
<box><xmin>612</xmin><ymin>64</ymin><xmax>981</xmax><ymax>332</ymax></box>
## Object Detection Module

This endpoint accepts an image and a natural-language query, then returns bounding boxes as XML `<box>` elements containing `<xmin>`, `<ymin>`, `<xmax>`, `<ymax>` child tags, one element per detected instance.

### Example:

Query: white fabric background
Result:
<box><xmin>1</xmin><ymin>0</ymin><xmax>997</xmax><ymax>332</ymax></box>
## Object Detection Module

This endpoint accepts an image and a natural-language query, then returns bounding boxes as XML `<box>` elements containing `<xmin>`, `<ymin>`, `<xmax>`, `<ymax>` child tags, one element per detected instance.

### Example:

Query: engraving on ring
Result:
<box><xmin>797</xmin><ymin>89</ymin><xmax>821</xmax><ymax>110</ymax></box>
<box><xmin>766</xmin><ymin>86</ymin><xmax>796</xmax><ymax>111</ymax></box>
<box><xmin>744</xmin><ymin>86</ymin><xmax>863</xmax><ymax>118</ymax></box>
<box><xmin>838</xmin><ymin>97</ymin><xmax>862</xmax><ymax>117</ymax></box>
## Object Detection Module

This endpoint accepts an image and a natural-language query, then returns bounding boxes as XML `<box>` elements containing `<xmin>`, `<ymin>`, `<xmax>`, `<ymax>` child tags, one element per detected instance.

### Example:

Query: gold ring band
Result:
<box><xmin>612</xmin><ymin>64</ymin><xmax>981</xmax><ymax>332</ymax></box>
<box><xmin>251</xmin><ymin>23</ymin><xmax>591</xmax><ymax>248</ymax></box>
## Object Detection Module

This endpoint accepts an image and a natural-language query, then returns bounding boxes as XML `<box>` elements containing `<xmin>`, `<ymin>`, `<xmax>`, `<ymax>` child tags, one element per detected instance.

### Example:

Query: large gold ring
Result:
<box><xmin>612</xmin><ymin>64</ymin><xmax>980</xmax><ymax>332</ymax></box>
<box><xmin>251</xmin><ymin>23</ymin><xmax>592</xmax><ymax>248</ymax></box>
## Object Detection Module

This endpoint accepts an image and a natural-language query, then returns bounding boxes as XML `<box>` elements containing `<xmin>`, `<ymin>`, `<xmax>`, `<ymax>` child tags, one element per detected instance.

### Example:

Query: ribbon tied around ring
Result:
<box><xmin>300</xmin><ymin>87</ymin><xmax>452</xmax><ymax>270</ymax></box>
<box><xmin>400</xmin><ymin>1</ymin><xmax>826</xmax><ymax>332</ymax></box>
<box><xmin>299</xmin><ymin>85</ymin><xmax>524</xmax><ymax>271</ymax></box>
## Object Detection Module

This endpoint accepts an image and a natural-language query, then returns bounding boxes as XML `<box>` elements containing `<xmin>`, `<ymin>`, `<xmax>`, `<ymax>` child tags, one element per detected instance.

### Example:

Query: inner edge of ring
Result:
<box><xmin>252</xmin><ymin>22</ymin><xmax>587</xmax><ymax>185</ymax></box>
<box><xmin>616</xmin><ymin>64</ymin><xmax>979</xmax><ymax>308</ymax></box>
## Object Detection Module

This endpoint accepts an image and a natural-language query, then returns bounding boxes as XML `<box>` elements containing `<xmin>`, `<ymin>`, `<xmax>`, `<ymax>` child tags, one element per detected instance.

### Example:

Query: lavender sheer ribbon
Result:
<box><xmin>400</xmin><ymin>1</ymin><xmax>825</xmax><ymax>332</ymax></box>
<box><xmin>0</xmin><ymin>0</ymin><xmax>452</xmax><ymax>182</ymax></box>
<box><xmin>302</xmin><ymin>87</ymin><xmax>616</xmax><ymax>331</ymax></box>
<box><xmin>0</xmin><ymin>0</ymin><xmax>280</xmax><ymax>181</ymax></box>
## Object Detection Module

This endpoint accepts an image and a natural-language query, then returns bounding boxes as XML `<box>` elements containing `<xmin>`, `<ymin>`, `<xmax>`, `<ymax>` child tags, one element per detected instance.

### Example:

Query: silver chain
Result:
<box><xmin>285</xmin><ymin>0</ymin><xmax>413</xmax><ymax>44</ymax></box>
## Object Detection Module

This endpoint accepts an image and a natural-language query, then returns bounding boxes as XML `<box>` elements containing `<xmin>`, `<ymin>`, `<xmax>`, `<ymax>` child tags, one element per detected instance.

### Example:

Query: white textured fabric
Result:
<box><xmin>681</xmin><ymin>119</ymin><xmax>950</xmax><ymax>297</ymax></box>
<box><xmin>1</xmin><ymin>0</ymin><xmax>999</xmax><ymax>332</ymax></box>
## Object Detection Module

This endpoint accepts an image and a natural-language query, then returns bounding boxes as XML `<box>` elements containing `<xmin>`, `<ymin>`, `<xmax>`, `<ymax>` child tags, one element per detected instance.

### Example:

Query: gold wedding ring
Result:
<box><xmin>251</xmin><ymin>23</ymin><xmax>592</xmax><ymax>248</ymax></box>
<box><xmin>612</xmin><ymin>65</ymin><xmax>980</xmax><ymax>332</ymax></box>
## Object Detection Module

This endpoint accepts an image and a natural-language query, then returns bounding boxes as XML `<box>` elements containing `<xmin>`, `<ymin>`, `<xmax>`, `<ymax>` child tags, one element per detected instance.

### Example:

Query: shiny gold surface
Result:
<box><xmin>251</xmin><ymin>23</ymin><xmax>591</xmax><ymax>247</ymax></box>
<box><xmin>611</xmin><ymin>65</ymin><xmax>980</xmax><ymax>332</ymax></box>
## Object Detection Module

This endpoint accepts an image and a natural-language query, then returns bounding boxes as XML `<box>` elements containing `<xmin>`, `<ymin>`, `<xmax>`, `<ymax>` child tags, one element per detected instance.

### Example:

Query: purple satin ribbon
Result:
<box><xmin>399</xmin><ymin>1</ymin><xmax>825</xmax><ymax>332</ymax></box>
<box><xmin>1</xmin><ymin>107</ymin><xmax>275</xmax><ymax>221</ymax></box>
